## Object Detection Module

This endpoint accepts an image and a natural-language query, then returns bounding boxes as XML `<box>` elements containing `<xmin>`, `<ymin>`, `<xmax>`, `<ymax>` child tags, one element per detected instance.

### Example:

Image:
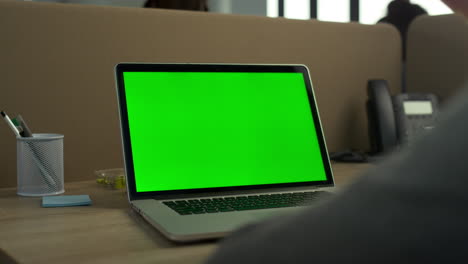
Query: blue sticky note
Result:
<box><xmin>42</xmin><ymin>195</ymin><xmax>92</xmax><ymax>207</ymax></box>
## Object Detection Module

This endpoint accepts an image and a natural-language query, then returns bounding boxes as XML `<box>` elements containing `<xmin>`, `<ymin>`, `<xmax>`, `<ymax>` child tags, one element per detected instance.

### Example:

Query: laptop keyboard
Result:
<box><xmin>162</xmin><ymin>191</ymin><xmax>331</xmax><ymax>215</ymax></box>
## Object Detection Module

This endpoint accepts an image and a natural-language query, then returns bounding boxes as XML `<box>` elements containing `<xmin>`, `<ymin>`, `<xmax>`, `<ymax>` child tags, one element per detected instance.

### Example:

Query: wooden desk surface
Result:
<box><xmin>0</xmin><ymin>163</ymin><xmax>370</xmax><ymax>264</ymax></box>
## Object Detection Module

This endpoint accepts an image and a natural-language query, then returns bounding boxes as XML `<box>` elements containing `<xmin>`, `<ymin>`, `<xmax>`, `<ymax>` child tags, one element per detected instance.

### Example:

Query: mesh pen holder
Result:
<box><xmin>17</xmin><ymin>134</ymin><xmax>64</xmax><ymax>196</ymax></box>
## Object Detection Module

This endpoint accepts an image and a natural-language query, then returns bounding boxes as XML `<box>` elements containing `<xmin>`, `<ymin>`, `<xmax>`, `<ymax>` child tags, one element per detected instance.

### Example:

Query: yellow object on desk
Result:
<box><xmin>95</xmin><ymin>168</ymin><xmax>126</xmax><ymax>189</ymax></box>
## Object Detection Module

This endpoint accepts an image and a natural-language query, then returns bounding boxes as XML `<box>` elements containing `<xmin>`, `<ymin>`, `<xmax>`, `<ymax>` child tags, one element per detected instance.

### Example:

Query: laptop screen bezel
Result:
<box><xmin>115</xmin><ymin>63</ymin><xmax>334</xmax><ymax>200</ymax></box>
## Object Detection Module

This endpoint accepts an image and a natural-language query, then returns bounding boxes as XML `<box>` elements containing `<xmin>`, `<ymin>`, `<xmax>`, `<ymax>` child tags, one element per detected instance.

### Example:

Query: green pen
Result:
<box><xmin>11</xmin><ymin>118</ymin><xmax>24</xmax><ymax>136</ymax></box>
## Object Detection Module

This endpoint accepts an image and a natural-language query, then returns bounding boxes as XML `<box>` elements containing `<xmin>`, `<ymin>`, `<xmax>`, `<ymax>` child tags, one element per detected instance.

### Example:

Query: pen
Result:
<box><xmin>16</xmin><ymin>115</ymin><xmax>33</xmax><ymax>137</ymax></box>
<box><xmin>1</xmin><ymin>111</ymin><xmax>21</xmax><ymax>137</ymax></box>
<box><xmin>11</xmin><ymin>118</ymin><xmax>24</xmax><ymax>135</ymax></box>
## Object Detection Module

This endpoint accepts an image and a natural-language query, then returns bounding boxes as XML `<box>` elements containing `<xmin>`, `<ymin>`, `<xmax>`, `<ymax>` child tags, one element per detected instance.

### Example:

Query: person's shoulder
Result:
<box><xmin>411</xmin><ymin>4</ymin><xmax>428</xmax><ymax>15</ymax></box>
<box><xmin>378</xmin><ymin>17</ymin><xmax>390</xmax><ymax>23</ymax></box>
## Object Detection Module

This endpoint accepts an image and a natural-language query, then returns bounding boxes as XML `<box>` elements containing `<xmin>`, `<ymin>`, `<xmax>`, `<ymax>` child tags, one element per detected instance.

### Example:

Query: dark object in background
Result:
<box><xmin>378</xmin><ymin>0</ymin><xmax>427</xmax><ymax>61</ymax></box>
<box><xmin>143</xmin><ymin>0</ymin><xmax>209</xmax><ymax>11</ymax></box>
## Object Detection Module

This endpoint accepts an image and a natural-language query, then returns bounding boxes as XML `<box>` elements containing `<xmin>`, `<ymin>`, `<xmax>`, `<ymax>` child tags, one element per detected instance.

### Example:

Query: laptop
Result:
<box><xmin>115</xmin><ymin>63</ymin><xmax>334</xmax><ymax>242</ymax></box>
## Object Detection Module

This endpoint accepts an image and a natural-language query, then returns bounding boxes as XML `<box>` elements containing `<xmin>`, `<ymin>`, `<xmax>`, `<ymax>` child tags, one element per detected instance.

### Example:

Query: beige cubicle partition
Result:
<box><xmin>0</xmin><ymin>1</ymin><xmax>401</xmax><ymax>188</ymax></box>
<box><xmin>407</xmin><ymin>14</ymin><xmax>468</xmax><ymax>104</ymax></box>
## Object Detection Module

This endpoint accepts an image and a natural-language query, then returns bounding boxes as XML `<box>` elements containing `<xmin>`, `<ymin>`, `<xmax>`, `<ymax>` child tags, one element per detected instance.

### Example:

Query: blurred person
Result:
<box><xmin>379</xmin><ymin>0</ymin><xmax>427</xmax><ymax>92</ymax></box>
<box><xmin>378</xmin><ymin>0</ymin><xmax>427</xmax><ymax>61</ymax></box>
<box><xmin>205</xmin><ymin>1</ymin><xmax>468</xmax><ymax>263</ymax></box>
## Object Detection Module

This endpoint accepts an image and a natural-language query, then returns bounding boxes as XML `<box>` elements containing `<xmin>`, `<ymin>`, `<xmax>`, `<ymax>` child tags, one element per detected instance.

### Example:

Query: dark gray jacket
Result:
<box><xmin>206</xmin><ymin>89</ymin><xmax>468</xmax><ymax>263</ymax></box>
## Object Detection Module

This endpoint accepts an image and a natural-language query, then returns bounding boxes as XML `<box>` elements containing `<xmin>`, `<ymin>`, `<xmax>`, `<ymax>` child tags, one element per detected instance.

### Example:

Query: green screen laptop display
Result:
<box><xmin>122</xmin><ymin>70</ymin><xmax>328</xmax><ymax>192</ymax></box>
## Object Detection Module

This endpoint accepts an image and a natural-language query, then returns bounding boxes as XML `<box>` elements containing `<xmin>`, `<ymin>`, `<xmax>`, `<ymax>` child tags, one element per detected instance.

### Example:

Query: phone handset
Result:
<box><xmin>366</xmin><ymin>80</ymin><xmax>398</xmax><ymax>154</ymax></box>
